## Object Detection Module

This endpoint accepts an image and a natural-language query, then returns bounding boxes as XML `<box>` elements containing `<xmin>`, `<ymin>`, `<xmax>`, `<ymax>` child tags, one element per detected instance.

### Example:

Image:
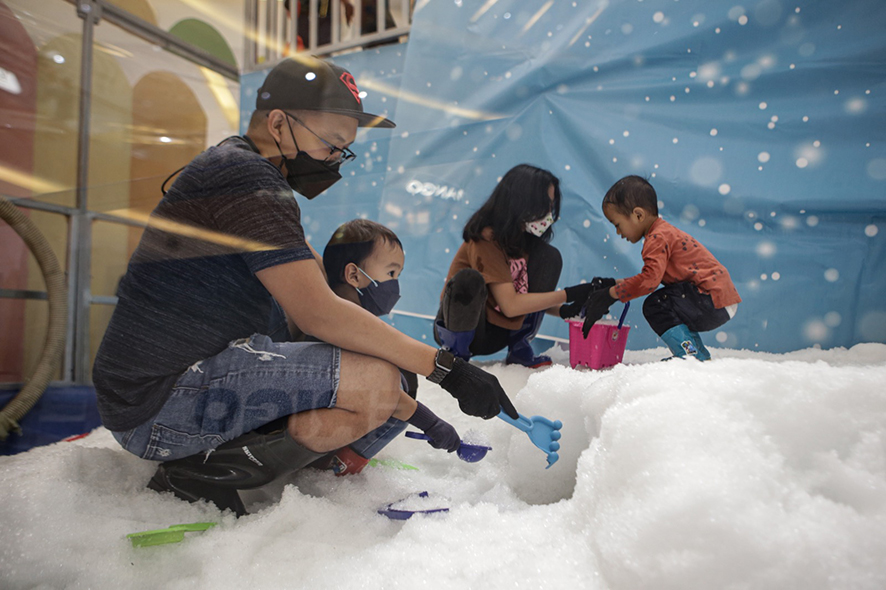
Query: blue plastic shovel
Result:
<box><xmin>497</xmin><ymin>411</ymin><xmax>562</xmax><ymax>468</ymax></box>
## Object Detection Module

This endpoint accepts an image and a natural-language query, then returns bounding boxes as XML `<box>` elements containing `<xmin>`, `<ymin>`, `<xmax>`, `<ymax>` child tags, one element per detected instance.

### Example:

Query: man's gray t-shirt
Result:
<box><xmin>93</xmin><ymin>137</ymin><xmax>314</xmax><ymax>431</ymax></box>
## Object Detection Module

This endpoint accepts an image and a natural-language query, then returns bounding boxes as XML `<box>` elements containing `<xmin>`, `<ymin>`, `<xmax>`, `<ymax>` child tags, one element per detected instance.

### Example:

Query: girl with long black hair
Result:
<box><xmin>434</xmin><ymin>164</ymin><xmax>609</xmax><ymax>367</ymax></box>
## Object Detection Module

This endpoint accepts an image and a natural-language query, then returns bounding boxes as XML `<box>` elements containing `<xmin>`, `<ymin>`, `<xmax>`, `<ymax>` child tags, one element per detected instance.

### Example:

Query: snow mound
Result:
<box><xmin>2</xmin><ymin>344</ymin><xmax>885</xmax><ymax>589</ymax></box>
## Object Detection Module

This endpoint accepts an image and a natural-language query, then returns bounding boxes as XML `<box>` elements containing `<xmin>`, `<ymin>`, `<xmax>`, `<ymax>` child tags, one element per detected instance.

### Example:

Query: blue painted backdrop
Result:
<box><xmin>242</xmin><ymin>0</ymin><xmax>886</xmax><ymax>354</ymax></box>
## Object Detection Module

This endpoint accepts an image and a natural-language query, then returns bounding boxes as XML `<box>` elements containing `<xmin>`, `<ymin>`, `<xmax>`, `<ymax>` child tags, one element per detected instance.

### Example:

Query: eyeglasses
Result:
<box><xmin>284</xmin><ymin>113</ymin><xmax>357</xmax><ymax>164</ymax></box>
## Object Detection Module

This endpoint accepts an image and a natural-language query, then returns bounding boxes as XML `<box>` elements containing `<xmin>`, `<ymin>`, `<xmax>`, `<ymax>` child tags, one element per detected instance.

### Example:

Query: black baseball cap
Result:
<box><xmin>255</xmin><ymin>57</ymin><xmax>395</xmax><ymax>129</ymax></box>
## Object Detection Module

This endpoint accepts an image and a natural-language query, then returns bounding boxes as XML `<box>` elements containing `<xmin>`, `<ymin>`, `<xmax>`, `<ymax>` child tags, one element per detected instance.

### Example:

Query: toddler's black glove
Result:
<box><xmin>439</xmin><ymin>358</ymin><xmax>518</xmax><ymax>420</ymax></box>
<box><xmin>581</xmin><ymin>289</ymin><xmax>618</xmax><ymax>338</ymax></box>
<box><xmin>589</xmin><ymin>276</ymin><xmax>617</xmax><ymax>291</ymax></box>
<box><xmin>407</xmin><ymin>402</ymin><xmax>460</xmax><ymax>452</ymax></box>
<box><xmin>559</xmin><ymin>277</ymin><xmax>617</xmax><ymax>319</ymax></box>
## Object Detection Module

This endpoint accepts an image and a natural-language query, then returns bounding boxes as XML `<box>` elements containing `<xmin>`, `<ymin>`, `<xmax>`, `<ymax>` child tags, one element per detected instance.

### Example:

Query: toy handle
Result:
<box><xmin>617</xmin><ymin>301</ymin><xmax>630</xmax><ymax>330</ymax></box>
<box><xmin>497</xmin><ymin>410</ymin><xmax>532</xmax><ymax>432</ymax></box>
<box><xmin>405</xmin><ymin>431</ymin><xmax>431</xmax><ymax>441</ymax></box>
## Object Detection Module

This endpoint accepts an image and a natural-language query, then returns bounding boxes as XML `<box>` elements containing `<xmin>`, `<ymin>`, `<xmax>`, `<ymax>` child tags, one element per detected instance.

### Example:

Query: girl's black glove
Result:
<box><xmin>560</xmin><ymin>277</ymin><xmax>616</xmax><ymax>319</ymax></box>
<box><xmin>581</xmin><ymin>290</ymin><xmax>618</xmax><ymax>338</ymax></box>
<box><xmin>439</xmin><ymin>358</ymin><xmax>518</xmax><ymax>420</ymax></box>
<box><xmin>407</xmin><ymin>402</ymin><xmax>461</xmax><ymax>452</ymax></box>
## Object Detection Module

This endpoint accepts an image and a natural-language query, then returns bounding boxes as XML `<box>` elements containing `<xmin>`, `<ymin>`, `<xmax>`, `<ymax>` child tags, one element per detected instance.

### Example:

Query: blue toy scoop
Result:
<box><xmin>497</xmin><ymin>410</ymin><xmax>562</xmax><ymax>468</ymax></box>
<box><xmin>405</xmin><ymin>431</ymin><xmax>492</xmax><ymax>463</ymax></box>
<box><xmin>378</xmin><ymin>491</ymin><xmax>449</xmax><ymax>520</ymax></box>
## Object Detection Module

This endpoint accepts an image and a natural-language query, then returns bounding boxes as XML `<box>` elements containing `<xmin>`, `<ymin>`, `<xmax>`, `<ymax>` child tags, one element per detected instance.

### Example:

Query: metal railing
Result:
<box><xmin>243</xmin><ymin>0</ymin><xmax>413</xmax><ymax>72</ymax></box>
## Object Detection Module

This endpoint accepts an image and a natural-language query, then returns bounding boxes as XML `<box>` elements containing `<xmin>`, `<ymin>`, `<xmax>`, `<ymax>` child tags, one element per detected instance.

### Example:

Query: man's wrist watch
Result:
<box><xmin>427</xmin><ymin>348</ymin><xmax>456</xmax><ymax>384</ymax></box>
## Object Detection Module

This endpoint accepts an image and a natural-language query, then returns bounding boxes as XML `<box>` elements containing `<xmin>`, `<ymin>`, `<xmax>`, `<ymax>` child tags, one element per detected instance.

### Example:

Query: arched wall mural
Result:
<box><xmin>0</xmin><ymin>1</ymin><xmax>38</xmax><ymax>382</ymax></box>
<box><xmin>127</xmin><ymin>72</ymin><xmax>206</xmax><ymax>256</ymax></box>
<box><xmin>169</xmin><ymin>18</ymin><xmax>238</xmax><ymax>68</ymax></box>
<box><xmin>106</xmin><ymin>0</ymin><xmax>156</xmax><ymax>24</ymax></box>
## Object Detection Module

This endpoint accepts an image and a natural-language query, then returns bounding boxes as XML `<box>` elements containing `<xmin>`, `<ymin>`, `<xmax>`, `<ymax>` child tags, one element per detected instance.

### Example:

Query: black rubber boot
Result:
<box><xmin>147</xmin><ymin>427</ymin><xmax>326</xmax><ymax>517</ymax></box>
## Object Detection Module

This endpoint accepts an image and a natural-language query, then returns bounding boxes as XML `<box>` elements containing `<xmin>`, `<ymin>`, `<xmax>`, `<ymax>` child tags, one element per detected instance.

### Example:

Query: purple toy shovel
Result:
<box><xmin>497</xmin><ymin>410</ymin><xmax>562</xmax><ymax>468</ymax></box>
<box><xmin>405</xmin><ymin>431</ymin><xmax>492</xmax><ymax>462</ymax></box>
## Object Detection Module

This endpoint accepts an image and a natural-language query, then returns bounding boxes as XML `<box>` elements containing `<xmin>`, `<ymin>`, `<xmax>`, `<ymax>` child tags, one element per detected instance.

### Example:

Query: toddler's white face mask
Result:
<box><xmin>524</xmin><ymin>212</ymin><xmax>554</xmax><ymax>237</ymax></box>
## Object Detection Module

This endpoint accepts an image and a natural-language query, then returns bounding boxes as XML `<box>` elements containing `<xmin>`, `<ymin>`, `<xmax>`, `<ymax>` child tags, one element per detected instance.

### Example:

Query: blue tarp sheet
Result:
<box><xmin>242</xmin><ymin>0</ymin><xmax>886</xmax><ymax>354</ymax></box>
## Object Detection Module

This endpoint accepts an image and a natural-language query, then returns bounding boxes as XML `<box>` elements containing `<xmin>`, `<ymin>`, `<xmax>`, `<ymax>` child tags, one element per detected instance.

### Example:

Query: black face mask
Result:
<box><xmin>278</xmin><ymin>147</ymin><xmax>342</xmax><ymax>199</ymax></box>
<box><xmin>355</xmin><ymin>267</ymin><xmax>401</xmax><ymax>317</ymax></box>
<box><xmin>275</xmin><ymin>117</ymin><xmax>343</xmax><ymax>199</ymax></box>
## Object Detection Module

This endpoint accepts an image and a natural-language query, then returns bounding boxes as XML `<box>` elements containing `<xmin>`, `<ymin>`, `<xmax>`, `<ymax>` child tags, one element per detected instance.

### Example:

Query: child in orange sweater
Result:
<box><xmin>578</xmin><ymin>175</ymin><xmax>741</xmax><ymax>360</ymax></box>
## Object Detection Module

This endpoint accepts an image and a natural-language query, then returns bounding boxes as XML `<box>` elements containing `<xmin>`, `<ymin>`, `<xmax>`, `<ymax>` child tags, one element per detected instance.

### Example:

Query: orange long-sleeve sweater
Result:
<box><xmin>613</xmin><ymin>217</ymin><xmax>741</xmax><ymax>308</ymax></box>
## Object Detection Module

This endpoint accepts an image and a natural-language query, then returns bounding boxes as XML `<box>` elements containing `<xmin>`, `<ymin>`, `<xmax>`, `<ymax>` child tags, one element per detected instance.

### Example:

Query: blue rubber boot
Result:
<box><xmin>660</xmin><ymin>324</ymin><xmax>700</xmax><ymax>359</ymax></box>
<box><xmin>435</xmin><ymin>320</ymin><xmax>475</xmax><ymax>360</ymax></box>
<box><xmin>689</xmin><ymin>330</ymin><xmax>711</xmax><ymax>361</ymax></box>
<box><xmin>505</xmin><ymin>312</ymin><xmax>552</xmax><ymax>368</ymax></box>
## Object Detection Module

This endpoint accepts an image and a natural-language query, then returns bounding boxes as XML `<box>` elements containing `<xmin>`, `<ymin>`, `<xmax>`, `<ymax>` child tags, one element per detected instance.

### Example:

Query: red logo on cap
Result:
<box><xmin>340</xmin><ymin>72</ymin><xmax>361</xmax><ymax>104</ymax></box>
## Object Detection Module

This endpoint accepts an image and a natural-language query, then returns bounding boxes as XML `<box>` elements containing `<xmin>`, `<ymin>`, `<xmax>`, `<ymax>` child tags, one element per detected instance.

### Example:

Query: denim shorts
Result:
<box><xmin>112</xmin><ymin>334</ymin><xmax>340</xmax><ymax>461</ymax></box>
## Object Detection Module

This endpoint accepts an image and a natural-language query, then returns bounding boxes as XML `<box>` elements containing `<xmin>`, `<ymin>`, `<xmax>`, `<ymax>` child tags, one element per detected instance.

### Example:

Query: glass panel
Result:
<box><xmin>2</xmin><ymin>1</ymin><xmax>246</xmax><ymax>385</ymax></box>
<box><xmin>88</xmin><ymin>13</ymin><xmax>241</xmax><ymax>216</ymax></box>
<box><xmin>91</xmin><ymin>219</ymin><xmax>129</xmax><ymax>298</ymax></box>
<box><xmin>1</xmin><ymin>208</ymin><xmax>68</xmax><ymax>293</ymax></box>
<box><xmin>1</xmin><ymin>209</ymin><xmax>69</xmax><ymax>384</ymax></box>
<box><xmin>89</xmin><ymin>303</ymin><xmax>115</xmax><ymax>379</ymax></box>
<box><xmin>0</xmin><ymin>289</ymin><xmax>28</xmax><ymax>383</ymax></box>
<box><xmin>21</xmin><ymin>299</ymin><xmax>63</xmax><ymax>383</ymax></box>
<box><xmin>87</xmin><ymin>11</ymin><xmax>243</xmax><ymax>297</ymax></box>
<box><xmin>87</xmin><ymin>11</ymin><xmax>243</xmax><ymax>375</ymax></box>
<box><xmin>2</xmin><ymin>0</ymin><xmax>82</xmax><ymax>208</ymax></box>
<box><xmin>104</xmin><ymin>0</ymin><xmax>246</xmax><ymax>69</ymax></box>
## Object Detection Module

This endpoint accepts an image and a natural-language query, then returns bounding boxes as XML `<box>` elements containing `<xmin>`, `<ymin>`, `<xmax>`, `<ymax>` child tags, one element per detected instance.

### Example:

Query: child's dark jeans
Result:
<box><xmin>643</xmin><ymin>282</ymin><xmax>731</xmax><ymax>336</ymax></box>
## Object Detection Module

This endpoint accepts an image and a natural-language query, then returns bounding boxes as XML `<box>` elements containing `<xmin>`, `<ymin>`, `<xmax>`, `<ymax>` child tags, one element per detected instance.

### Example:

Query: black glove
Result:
<box><xmin>439</xmin><ymin>358</ymin><xmax>518</xmax><ymax>420</ymax></box>
<box><xmin>581</xmin><ymin>289</ymin><xmax>618</xmax><ymax>338</ymax></box>
<box><xmin>589</xmin><ymin>276</ymin><xmax>617</xmax><ymax>291</ymax></box>
<box><xmin>560</xmin><ymin>277</ymin><xmax>617</xmax><ymax>319</ymax></box>
<box><xmin>407</xmin><ymin>402</ymin><xmax>461</xmax><ymax>452</ymax></box>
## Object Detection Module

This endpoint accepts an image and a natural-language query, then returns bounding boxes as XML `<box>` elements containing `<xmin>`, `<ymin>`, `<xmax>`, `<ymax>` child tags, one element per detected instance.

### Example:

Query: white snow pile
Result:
<box><xmin>2</xmin><ymin>343</ymin><xmax>885</xmax><ymax>590</ymax></box>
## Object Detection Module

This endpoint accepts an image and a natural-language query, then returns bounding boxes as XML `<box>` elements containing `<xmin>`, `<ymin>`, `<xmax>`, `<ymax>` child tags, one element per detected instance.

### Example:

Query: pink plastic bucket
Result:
<box><xmin>568</xmin><ymin>302</ymin><xmax>630</xmax><ymax>370</ymax></box>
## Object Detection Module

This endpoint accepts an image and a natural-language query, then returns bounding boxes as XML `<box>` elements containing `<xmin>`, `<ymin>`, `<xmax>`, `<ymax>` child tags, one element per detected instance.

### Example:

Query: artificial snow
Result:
<box><xmin>2</xmin><ymin>343</ymin><xmax>885</xmax><ymax>589</ymax></box>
